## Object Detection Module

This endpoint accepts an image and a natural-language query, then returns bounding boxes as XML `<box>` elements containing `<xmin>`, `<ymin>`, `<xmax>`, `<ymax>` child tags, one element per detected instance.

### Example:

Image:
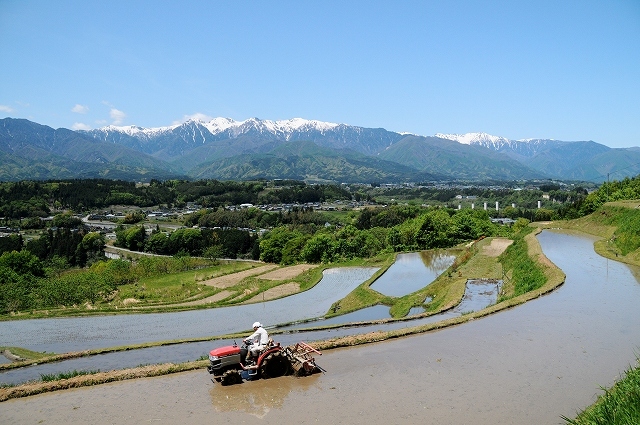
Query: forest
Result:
<box><xmin>0</xmin><ymin>178</ymin><xmax>352</xmax><ymax>219</ymax></box>
<box><xmin>1</xmin><ymin>175</ymin><xmax>639</xmax><ymax>314</ymax></box>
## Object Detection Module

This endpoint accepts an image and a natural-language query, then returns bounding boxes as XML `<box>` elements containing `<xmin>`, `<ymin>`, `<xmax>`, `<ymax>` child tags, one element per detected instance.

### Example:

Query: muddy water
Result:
<box><xmin>0</xmin><ymin>278</ymin><xmax>500</xmax><ymax>385</ymax></box>
<box><xmin>1</xmin><ymin>251</ymin><xmax>497</xmax><ymax>386</ymax></box>
<box><xmin>3</xmin><ymin>230</ymin><xmax>640</xmax><ymax>425</ymax></box>
<box><xmin>0</xmin><ymin>267</ymin><xmax>378</xmax><ymax>353</ymax></box>
<box><xmin>278</xmin><ymin>278</ymin><xmax>499</xmax><ymax>331</ymax></box>
<box><xmin>1</xmin><ymin>251</ymin><xmax>451</xmax><ymax>357</ymax></box>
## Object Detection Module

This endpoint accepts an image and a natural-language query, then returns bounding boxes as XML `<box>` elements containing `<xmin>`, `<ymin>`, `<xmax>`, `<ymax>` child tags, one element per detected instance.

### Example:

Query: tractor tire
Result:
<box><xmin>259</xmin><ymin>352</ymin><xmax>291</xmax><ymax>379</ymax></box>
<box><xmin>220</xmin><ymin>369</ymin><xmax>242</xmax><ymax>386</ymax></box>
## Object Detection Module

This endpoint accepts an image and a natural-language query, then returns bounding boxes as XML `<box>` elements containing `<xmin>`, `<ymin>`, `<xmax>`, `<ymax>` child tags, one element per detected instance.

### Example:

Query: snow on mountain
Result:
<box><xmin>142</xmin><ymin>117</ymin><xmax>344</xmax><ymax>140</ymax></box>
<box><xmin>94</xmin><ymin>121</ymin><xmax>560</xmax><ymax>149</ymax></box>
<box><xmin>99</xmin><ymin>123</ymin><xmax>179</xmax><ymax>139</ymax></box>
<box><xmin>435</xmin><ymin>132</ymin><xmax>511</xmax><ymax>146</ymax></box>
<box><xmin>90</xmin><ymin>117</ymin><xmax>349</xmax><ymax>146</ymax></box>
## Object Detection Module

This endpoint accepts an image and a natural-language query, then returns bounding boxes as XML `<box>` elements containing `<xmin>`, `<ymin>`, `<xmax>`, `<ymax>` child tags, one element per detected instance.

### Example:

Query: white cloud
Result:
<box><xmin>71</xmin><ymin>104</ymin><xmax>89</xmax><ymax>114</ymax></box>
<box><xmin>173</xmin><ymin>112</ymin><xmax>213</xmax><ymax>125</ymax></box>
<box><xmin>0</xmin><ymin>105</ymin><xmax>15</xmax><ymax>113</ymax></box>
<box><xmin>109</xmin><ymin>108</ymin><xmax>126</xmax><ymax>125</ymax></box>
<box><xmin>72</xmin><ymin>122</ymin><xmax>92</xmax><ymax>130</ymax></box>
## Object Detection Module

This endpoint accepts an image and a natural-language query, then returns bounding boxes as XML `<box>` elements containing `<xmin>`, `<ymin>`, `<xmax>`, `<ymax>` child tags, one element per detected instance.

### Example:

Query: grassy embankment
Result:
<box><xmin>539</xmin><ymin>200</ymin><xmax>640</xmax><ymax>267</ymax></box>
<box><xmin>561</xmin><ymin>356</ymin><xmax>640</xmax><ymax>425</ymax></box>
<box><xmin>0</xmin><ymin>226</ymin><xmax>565</xmax><ymax>400</ymax></box>
<box><xmin>3</xmin><ymin>260</ymin><xmax>331</xmax><ymax>320</ymax></box>
<box><xmin>0</xmin><ymin>254</ymin><xmax>390</xmax><ymax>372</ymax></box>
<box><xmin>537</xmin><ymin>201</ymin><xmax>640</xmax><ymax>425</ymax></box>
<box><xmin>3</xmin><ymin>202</ymin><xmax>639</xmax><ymax>417</ymax></box>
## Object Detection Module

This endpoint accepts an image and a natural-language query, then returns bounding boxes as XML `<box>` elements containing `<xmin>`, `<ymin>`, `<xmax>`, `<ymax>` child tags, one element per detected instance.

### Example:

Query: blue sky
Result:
<box><xmin>1</xmin><ymin>0</ymin><xmax>639</xmax><ymax>147</ymax></box>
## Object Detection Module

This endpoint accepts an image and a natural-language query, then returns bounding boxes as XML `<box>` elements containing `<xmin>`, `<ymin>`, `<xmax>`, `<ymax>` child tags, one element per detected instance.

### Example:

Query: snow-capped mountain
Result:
<box><xmin>82</xmin><ymin>117</ymin><xmax>405</xmax><ymax>160</ymax></box>
<box><xmin>435</xmin><ymin>132</ymin><xmax>511</xmax><ymax>147</ymax></box>
<box><xmin>436</xmin><ymin>132</ymin><xmax>559</xmax><ymax>154</ymax></box>
<box><xmin>200</xmin><ymin>117</ymin><xmax>340</xmax><ymax>138</ymax></box>
<box><xmin>98</xmin><ymin>117</ymin><xmax>342</xmax><ymax>140</ymax></box>
<box><xmin>3</xmin><ymin>116</ymin><xmax>639</xmax><ymax>182</ymax></box>
<box><xmin>78</xmin><ymin>118</ymin><xmax>640</xmax><ymax>181</ymax></box>
<box><xmin>435</xmin><ymin>132</ymin><xmax>610</xmax><ymax>162</ymax></box>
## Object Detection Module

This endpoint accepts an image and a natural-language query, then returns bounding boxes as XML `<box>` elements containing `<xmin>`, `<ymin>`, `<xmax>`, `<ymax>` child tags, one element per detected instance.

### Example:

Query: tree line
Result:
<box><xmin>0</xmin><ymin>179</ymin><xmax>352</xmax><ymax>219</ymax></box>
<box><xmin>2</xmin><ymin>175</ymin><xmax>639</xmax><ymax>313</ymax></box>
<box><xmin>0</xmin><ymin>250</ymin><xmax>210</xmax><ymax>313</ymax></box>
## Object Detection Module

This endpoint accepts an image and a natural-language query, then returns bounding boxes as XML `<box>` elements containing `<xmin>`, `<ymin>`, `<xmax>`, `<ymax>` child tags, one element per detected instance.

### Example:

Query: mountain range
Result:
<box><xmin>1</xmin><ymin>116</ymin><xmax>638</xmax><ymax>183</ymax></box>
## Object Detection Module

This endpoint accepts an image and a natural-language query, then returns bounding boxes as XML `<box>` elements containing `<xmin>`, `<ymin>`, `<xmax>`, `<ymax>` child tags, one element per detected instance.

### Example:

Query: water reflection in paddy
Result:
<box><xmin>9</xmin><ymin>232</ymin><xmax>627</xmax><ymax>387</ymax></box>
<box><xmin>0</xmin><ymin>267</ymin><xmax>379</xmax><ymax>354</ymax></box>
<box><xmin>370</xmin><ymin>251</ymin><xmax>455</xmax><ymax>297</ymax></box>
<box><xmin>278</xmin><ymin>278</ymin><xmax>499</xmax><ymax>331</ymax></box>
<box><xmin>0</xmin><ymin>278</ymin><xmax>501</xmax><ymax>385</ymax></box>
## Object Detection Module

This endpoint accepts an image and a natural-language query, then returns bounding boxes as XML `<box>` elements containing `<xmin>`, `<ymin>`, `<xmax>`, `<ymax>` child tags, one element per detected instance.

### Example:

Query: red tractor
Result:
<box><xmin>207</xmin><ymin>339</ymin><xmax>323</xmax><ymax>386</ymax></box>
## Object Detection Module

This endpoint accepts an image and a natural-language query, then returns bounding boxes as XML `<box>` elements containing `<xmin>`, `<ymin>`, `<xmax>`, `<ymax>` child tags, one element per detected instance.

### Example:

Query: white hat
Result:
<box><xmin>252</xmin><ymin>322</ymin><xmax>262</xmax><ymax>328</ymax></box>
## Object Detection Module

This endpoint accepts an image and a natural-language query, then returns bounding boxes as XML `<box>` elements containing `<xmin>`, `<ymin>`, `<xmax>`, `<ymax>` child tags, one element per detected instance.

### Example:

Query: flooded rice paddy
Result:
<box><xmin>0</xmin><ymin>267</ymin><xmax>379</xmax><ymax>354</ymax></box>
<box><xmin>2</xmin><ymin>230</ymin><xmax>640</xmax><ymax>425</ymax></box>
<box><xmin>1</xmin><ymin>253</ymin><xmax>499</xmax><ymax>386</ymax></box>
<box><xmin>369</xmin><ymin>250</ymin><xmax>455</xmax><ymax>296</ymax></box>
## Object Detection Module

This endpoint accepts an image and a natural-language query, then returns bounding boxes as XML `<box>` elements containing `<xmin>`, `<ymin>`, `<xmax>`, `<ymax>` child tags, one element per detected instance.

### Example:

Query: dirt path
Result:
<box><xmin>174</xmin><ymin>264</ymin><xmax>316</xmax><ymax>306</ymax></box>
<box><xmin>201</xmin><ymin>264</ymin><xmax>280</xmax><ymax>289</ymax></box>
<box><xmin>481</xmin><ymin>237</ymin><xmax>513</xmax><ymax>257</ymax></box>
<box><xmin>238</xmin><ymin>264</ymin><xmax>315</xmax><ymax>303</ymax></box>
<box><xmin>258</xmin><ymin>264</ymin><xmax>315</xmax><ymax>280</ymax></box>
<box><xmin>243</xmin><ymin>283</ymin><xmax>300</xmax><ymax>303</ymax></box>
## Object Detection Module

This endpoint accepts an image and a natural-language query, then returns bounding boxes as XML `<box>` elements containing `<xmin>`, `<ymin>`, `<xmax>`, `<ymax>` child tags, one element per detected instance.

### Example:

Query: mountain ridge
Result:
<box><xmin>1</xmin><ymin>116</ymin><xmax>639</xmax><ymax>183</ymax></box>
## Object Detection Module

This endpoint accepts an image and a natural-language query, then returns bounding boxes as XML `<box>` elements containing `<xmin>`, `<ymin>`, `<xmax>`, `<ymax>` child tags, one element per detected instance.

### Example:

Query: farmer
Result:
<box><xmin>244</xmin><ymin>321</ymin><xmax>269</xmax><ymax>364</ymax></box>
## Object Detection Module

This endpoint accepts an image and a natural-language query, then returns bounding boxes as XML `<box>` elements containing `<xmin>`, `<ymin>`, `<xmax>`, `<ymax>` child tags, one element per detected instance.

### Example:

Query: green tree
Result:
<box><xmin>281</xmin><ymin>235</ymin><xmax>310</xmax><ymax>265</ymax></box>
<box><xmin>0</xmin><ymin>233</ymin><xmax>23</xmax><ymax>255</ymax></box>
<box><xmin>146</xmin><ymin>232</ymin><xmax>169</xmax><ymax>254</ymax></box>
<box><xmin>52</xmin><ymin>212</ymin><xmax>82</xmax><ymax>228</ymax></box>
<box><xmin>168</xmin><ymin>228</ymin><xmax>204</xmax><ymax>256</ymax></box>
<box><xmin>115</xmin><ymin>225</ymin><xmax>146</xmax><ymax>251</ymax></box>
<box><xmin>203</xmin><ymin>244</ymin><xmax>224</xmax><ymax>262</ymax></box>
<box><xmin>0</xmin><ymin>249</ymin><xmax>45</xmax><ymax>277</ymax></box>
<box><xmin>0</xmin><ymin>250</ymin><xmax>45</xmax><ymax>312</ymax></box>
<box><xmin>451</xmin><ymin>209</ymin><xmax>494</xmax><ymax>241</ymax></box>
<box><xmin>534</xmin><ymin>208</ymin><xmax>556</xmax><ymax>221</ymax></box>
<box><xmin>259</xmin><ymin>227</ymin><xmax>299</xmax><ymax>263</ymax></box>
<box><xmin>415</xmin><ymin>209</ymin><xmax>455</xmax><ymax>249</ymax></box>
<box><xmin>122</xmin><ymin>210</ymin><xmax>146</xmax><ymax>224</ymax></box>
<box><xmin>300</xmin><ymin>233</ymin><xmax>336</xmax><ymax>263</ymax></box>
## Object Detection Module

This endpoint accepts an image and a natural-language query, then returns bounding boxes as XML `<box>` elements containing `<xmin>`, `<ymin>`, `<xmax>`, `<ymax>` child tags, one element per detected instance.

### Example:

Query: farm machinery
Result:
<box><xmin>207</xmin><ymin>338</ymin><xmax>324</xmax><ymax>386</ymax></box>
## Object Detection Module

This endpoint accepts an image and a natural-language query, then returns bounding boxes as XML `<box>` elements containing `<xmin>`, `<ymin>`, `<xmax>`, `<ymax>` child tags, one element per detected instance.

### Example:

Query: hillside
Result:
<box><xmin>1</xmin><ymin>117</ymin><xmax>638</xmax><ymax>183</ymax></box>
<box><xmin>0</xmin><ymin>118</ymin><xmax>184</xmax><ymax>181</ymax></box>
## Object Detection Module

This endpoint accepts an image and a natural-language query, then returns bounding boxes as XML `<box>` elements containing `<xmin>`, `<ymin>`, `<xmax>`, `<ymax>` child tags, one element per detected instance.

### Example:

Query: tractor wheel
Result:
<box><xmin>220</xmin><ymin>369</ymin><xmax>242</xmax><ymax>386</ymax></box>
<box><xmin>260</xmin><ymin>352</ymin><xmax>291</xmax><ymax>379</ymax></box>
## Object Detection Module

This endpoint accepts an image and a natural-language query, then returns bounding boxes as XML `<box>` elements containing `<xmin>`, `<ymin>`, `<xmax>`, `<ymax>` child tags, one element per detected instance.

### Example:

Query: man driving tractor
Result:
<box><xmin>244</xmin><ymin>321</ymin><xmax>269</xmax><ymax>364</ymax></box>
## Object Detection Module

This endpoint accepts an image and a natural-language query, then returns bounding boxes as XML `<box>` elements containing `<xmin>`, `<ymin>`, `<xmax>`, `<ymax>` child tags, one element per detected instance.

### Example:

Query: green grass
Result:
<box><xmin>563</xmin><ymin>357</ymin><xmax>640</xmax><ymax>425</ymax></box>
<box><xmin>116</xmin><ymin>261</ymin><xmax>256</xmax><ymax>304</ymax></box>
<box><xmin>499</xmin><ymin>228</ymin><xmax>546</xmax><ymax>299</ymax></box>
<box><xmin>324</xmin><ymin>253</ymin><xmax>396</xmax><ymax>317</ymax></box>
<box><xmin>0</xmin><ymin>346</ymin><xmax>52</xmax><ymax>361</ymax></box>
<box><xmin>328</xmin><ymin>239</ymin><xmax>504</xmax><ymax>320</ymax></box>
<box><xmin>40</xmin><ymin>369</ymin><xmax>100</xmax><ymax>382</ymax></box>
